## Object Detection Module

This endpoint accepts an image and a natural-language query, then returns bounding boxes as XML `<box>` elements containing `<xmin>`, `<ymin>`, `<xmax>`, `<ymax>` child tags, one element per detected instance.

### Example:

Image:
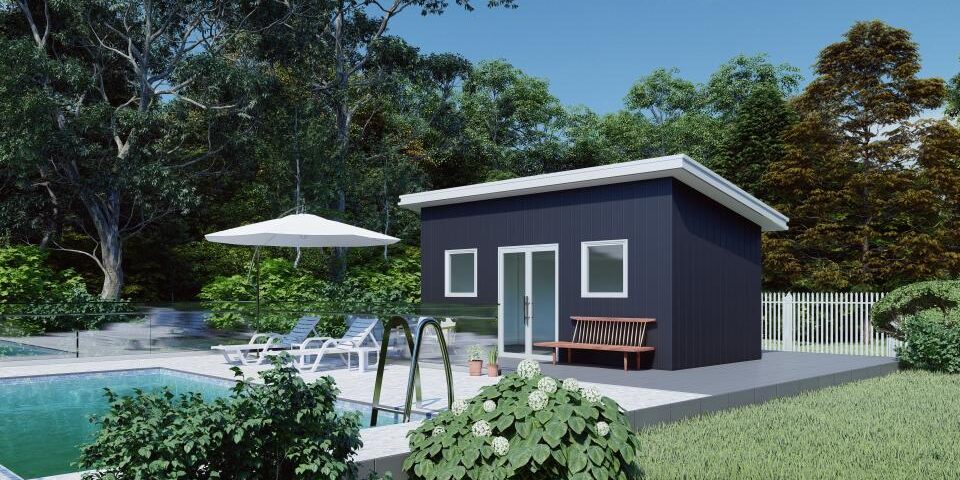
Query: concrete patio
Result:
<box><xmin>0</xmin><ymin>349</ymin><xmax>897</xmax><ymax>480</ymax></box>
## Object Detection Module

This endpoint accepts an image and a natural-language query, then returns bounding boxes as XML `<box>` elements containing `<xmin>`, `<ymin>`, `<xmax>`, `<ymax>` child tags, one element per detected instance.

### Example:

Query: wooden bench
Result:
<box><xmin>534</xmin><ymin>316</ymin><xmax>655</xmax><ymax>371</ymax></box>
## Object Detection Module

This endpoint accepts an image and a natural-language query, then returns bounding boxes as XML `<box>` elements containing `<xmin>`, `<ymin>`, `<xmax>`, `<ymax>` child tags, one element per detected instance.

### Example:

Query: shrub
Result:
<box><xmin>872</xmin><ymin>280</ymin><xmax>960</xmax><ymax>339</ymax></box>
<box><xmin>897</xmin><ymin>310</ymin><xmax>960</xmax><ymax>373</ymax></box>
<box><xmin>199</xmin><ymin>247</ymin><xmax>422</xmax><ymax>333</ymax></box>
<box><xmin>199</xmin><ymin>258</ymin><xmax>343</xmax><ymax>334</ymax></box>
<box><xmin>79</xmin><ymin>357</ymin><xmax>379</xmax><ymax>480</ymax></box>
<box><xmin>0</xmin><ymin>246</ymin><xmax>136</xmax><ymax>334</ymax></box>
<box><xmin>872</xmin><ymin>280</ymin><xmax>960</xmax><ymax>373</ymax></box>
<box><xmin>403</xmin><ymin>360</ymin><xmax>644</xmax><ymax>480</ymax></box>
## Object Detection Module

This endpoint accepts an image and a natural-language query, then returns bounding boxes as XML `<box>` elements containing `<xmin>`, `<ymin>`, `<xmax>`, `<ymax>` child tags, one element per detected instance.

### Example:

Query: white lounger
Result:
<box><xmin>211</xmin><ymin>316</ymin><xmax>320</xmax><ymax>365</ymax></box>
<box><xmin>270</xmin><ymin>315</ymin><xmax>380</xmax><ymax>372</ymax></box>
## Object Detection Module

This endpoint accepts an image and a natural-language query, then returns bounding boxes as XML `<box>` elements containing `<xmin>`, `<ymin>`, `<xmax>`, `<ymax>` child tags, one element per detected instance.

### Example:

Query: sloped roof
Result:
<box><xmin>398</xmin><ymin>154</ymin><xmax>788</xmax><ymax>232</ymax></box>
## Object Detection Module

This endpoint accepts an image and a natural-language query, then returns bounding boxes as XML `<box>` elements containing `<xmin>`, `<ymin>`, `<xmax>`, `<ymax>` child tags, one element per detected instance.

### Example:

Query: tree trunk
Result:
<box><xmin>81</xmin><ymin>189</ymin><xmax>124</xmax><ymax>300</ymax></box>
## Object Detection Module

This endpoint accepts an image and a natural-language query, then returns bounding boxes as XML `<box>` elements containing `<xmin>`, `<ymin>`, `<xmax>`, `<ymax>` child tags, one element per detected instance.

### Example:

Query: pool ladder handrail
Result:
<box><xmin>369</xmin><ymin>315</ymin><xmax>454</xmax><ymax>426</ymax></box>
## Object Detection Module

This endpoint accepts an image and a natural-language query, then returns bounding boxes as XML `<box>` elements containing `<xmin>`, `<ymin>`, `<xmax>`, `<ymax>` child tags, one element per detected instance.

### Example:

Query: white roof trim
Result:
<box><xmin>398</xmin><ymin>154</ymin><xmax>788</xmax><ymax>232</ymax></box>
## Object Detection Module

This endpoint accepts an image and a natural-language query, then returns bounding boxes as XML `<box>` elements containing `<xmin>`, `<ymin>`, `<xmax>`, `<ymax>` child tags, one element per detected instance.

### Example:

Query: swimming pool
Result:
<box><xmin>0</xmin><ymin>339</ymin><xmax>64</xmax><ymax>358</ymax></box>
<box><xmin>0</xmin><ymin>369</ymin><xmax>408</xmax><ymax>478</ymax></box>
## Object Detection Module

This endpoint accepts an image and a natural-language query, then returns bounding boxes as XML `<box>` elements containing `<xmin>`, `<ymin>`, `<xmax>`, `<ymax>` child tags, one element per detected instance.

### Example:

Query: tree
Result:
<box><xmin>460</xmin><ymin>59</ymin><xmax>566</xmax><ymax>179</ymax></box>
<box><xmin>1</xmin><ymin>0</ymin><xmax>263</xmax><ymax>299</ymax></box>
<box><xmin>712</xmin><ymin>84</ymin><xmax>796</xmax><ymax>197</ymax></box>
<box><xmin>289</xmin><ymin>0</ymin><xmax>516</xmax><ymax>276</ymax></box>
<box><xmin>948</xmin><ymin>63</ymin><xmax>960</xmax><ymax>120</ymax></box>
<box><xmin>764</xmin><ymin>21</ymin><xmax>957</xmax><ymax>290</ymax></box>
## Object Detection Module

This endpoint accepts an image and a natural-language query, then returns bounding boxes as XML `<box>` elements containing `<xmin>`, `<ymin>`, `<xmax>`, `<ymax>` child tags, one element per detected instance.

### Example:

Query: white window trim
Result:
<box><xmin>580</xmin><ymin>239</ymin><xmax>628</xmax><ymax>298</ymax></box>
<box><xmin>444</xmin><ymin>248</ymin><xmax>478</xmax><ymax>298</ymax></box>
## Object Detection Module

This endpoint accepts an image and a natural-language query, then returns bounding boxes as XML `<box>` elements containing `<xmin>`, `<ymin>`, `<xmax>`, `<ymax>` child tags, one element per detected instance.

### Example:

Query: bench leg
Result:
<box><xmin>636</xmin><ymin>351</ymin><xmax>641</xmax><ymax>369</ymax></box>
<box><xmin>567</xmin><ymin>349</ymin><xmax>572</xmax><ymax>364</ymax></box>
<box><xmin>623</xmin><ymin>352</ymin><xmax>628</xmax><ymax>372</ymax></box>
<box><xmin>551</xmin><ymin>349</ymin><xmax>557</xmax><ymax>365</ymax></box>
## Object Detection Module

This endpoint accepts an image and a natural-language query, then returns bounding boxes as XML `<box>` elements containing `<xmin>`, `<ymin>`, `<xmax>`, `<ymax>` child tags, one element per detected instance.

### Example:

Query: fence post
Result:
<box><xmin>782</xmin><ymin>293</ymin><xmax>794</xmax><ymax>351</ymax></box>
<box><xmin>886</xmin><ymin>337</ymin><xmax>897</xmax><ymax>358</ymax></box>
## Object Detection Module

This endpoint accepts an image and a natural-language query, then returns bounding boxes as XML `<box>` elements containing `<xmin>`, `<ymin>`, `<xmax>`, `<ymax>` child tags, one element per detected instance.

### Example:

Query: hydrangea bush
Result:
<box><xmin>404</xmin><ymin>360</ymin><xmax>644</xmax><ymax>479</ymax></box>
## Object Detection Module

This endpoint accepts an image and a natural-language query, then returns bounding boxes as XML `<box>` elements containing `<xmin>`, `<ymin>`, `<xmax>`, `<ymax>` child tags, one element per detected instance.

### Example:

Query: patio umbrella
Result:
<box><xmin>205</xmin><ymin>213</ymin><xmax>400</xmax><ymax>321</ymax></box>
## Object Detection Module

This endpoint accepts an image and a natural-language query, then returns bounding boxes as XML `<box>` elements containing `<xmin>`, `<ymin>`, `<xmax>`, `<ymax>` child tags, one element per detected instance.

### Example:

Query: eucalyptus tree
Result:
<box><xmin>459</xmin><ymin>59</ymin><xmax>566</xmax><ymax>179</ymax></box>
<box><xmin>1</xmin><ymin>0</ymin><xmax>265</xmax><ymax>299</ymax></box>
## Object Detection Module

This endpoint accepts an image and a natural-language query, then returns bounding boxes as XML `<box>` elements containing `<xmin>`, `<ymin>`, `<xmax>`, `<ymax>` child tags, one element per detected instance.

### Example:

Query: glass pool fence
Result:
<box><xmin>0</xmin><ymin>301</ymin><xmax>497</xmax><ymax>365</ymax></box>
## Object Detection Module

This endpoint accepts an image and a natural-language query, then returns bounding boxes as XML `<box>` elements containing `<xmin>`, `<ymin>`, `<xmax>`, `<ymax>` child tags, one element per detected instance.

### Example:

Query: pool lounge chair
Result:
<box><xmin>274</xmin><ymin>315</ymin><xmax>381</xmax><ymax>372</ymax></box>
<box><xmin>211</xmin><ymin>316</ymin><xmax>321</xmax><ymax>365</ymax></box>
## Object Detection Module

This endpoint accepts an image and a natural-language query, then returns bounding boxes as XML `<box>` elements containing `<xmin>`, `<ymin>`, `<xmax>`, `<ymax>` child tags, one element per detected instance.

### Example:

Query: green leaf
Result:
<box><xmin>568</xmin><ymin>416</ymin><xmax>586</xmax><ymax>434</ymax></box>
<box><xmin>532</xmin><ymin>444</ymin><xmax>551</xmax><ymax>464</ymax></box>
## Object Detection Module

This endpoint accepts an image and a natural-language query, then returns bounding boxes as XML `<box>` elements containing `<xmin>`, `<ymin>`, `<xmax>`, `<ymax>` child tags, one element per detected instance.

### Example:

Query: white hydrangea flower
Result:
<box><xmin>595</xmin><ymin>421</ymin><xmax>610</xmax><ymax>437</ymax></box>
<box><xmin>537</xmin><ymin>376</ymin><xmax>558</xmax><ymax>394</ymax></box>
<box><xmin>561</xmin><ymin>377</ymin><xmax>580</xmax><ymax>391</ymax></box>
<box><xmin>432</xmin><ymin>426</ymin><xmax>446</xmax><ymax>437</ymax></box>
<box><xmin>581</xmin><ymin>386</ymin><xmax>602</xmax><ymax>403</ymax></box>
<box><xmin>492</xmin><ymin>436</ymin><xmax>510</xmax><ymax>456</ymax></box>
<box><xmin>516</xmin><ymin>359</ymin><xmax>541</xmax><ymax>379</ymax></box>
<box><xmin>483</xmin><ymin>400</ymin><xmax>497</xmax><ymax>413</ymax></box>
<box><xmin>527</xmin><ymin>390</ymin><xmax>549</xmax><ymax>411</ymax></box>
<box><xmin>472</xmin><ymin>420</ymin><xmax>492</xmax><ymax>437</ymax></box>
<box><xmin>451</xmin><ymin>399</ymin><xmax>467</xmax><ymax>416</ymax></box>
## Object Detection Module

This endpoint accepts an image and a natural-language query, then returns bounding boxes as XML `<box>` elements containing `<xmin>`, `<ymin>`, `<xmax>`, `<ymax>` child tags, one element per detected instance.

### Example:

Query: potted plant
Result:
<box><xmin>487</xmin><ymin>348</ymin><xmax>500</xmax><ymax>377</ymax></box>
<box><xmin>467</xmin><ymin>345</ymin><xmax>484</xmax><ymax>376</ymax></box>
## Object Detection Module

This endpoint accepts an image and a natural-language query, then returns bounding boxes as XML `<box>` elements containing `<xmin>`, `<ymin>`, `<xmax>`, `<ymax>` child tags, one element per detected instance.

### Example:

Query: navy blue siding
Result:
<box><xmin>420</xmin><ymin>177</ymin><xmax>762</xmax><ymax>370</ymax></box>
<box><xmin>671</xmin><ymin>181</ymin><xmax>762</xmax><ymax>369</ymax></box>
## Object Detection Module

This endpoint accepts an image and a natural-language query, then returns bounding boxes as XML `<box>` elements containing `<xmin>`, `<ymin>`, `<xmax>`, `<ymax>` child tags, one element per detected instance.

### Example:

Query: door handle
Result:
<box><xmin>524</xmin><ymin>295</ymin><xmax>531</xmax><ymax>323</ymax></box>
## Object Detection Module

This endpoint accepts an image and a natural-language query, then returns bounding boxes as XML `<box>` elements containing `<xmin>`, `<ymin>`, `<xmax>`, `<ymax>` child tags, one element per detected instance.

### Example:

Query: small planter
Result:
<box><xmin>487</xmin><ymin>364</ymin><xmax>500</xmax><ymax>377</ymax></box>
<box><xmin>469</xmin><ymin>359</ymin><xmax>483</xmax><ymax>376</ymax></box>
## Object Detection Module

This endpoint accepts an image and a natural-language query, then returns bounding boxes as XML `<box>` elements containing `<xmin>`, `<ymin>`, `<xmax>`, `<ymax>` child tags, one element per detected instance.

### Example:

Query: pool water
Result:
<box><xmin>0</xmin><ymin>369</ymin><xmax>405</xmax><ymax>478</ymax></box>
<box><xmin>0</xmin><ymin>339</ymin><xmax>64</xmax><ymax>358</ymax></box>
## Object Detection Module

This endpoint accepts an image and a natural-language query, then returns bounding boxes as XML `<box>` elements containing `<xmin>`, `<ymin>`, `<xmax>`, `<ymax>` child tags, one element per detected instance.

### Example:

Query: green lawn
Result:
<box><xmin>636</xmin><ymin>371</ymin><xmax>960</xmax><ymax>479</ymax></box>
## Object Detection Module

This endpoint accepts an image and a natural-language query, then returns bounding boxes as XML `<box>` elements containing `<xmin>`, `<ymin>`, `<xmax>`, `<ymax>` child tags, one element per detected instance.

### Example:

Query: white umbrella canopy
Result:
<box><xmin>204</xmin><ymin>213</ymin><xmax>399</xmax><ymax>247</ymax></box>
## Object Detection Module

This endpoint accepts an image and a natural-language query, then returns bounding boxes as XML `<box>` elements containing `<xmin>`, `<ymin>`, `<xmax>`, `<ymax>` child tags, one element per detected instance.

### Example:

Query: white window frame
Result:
<box><xmin>580</xmin><ymin>239</ymin><xmax>628</xmax><ymax>298</ymax></box>
<box><xmin>444</xmin><ymin>248</ymin><xmax>478</xmax><ymax>298</ymax></box>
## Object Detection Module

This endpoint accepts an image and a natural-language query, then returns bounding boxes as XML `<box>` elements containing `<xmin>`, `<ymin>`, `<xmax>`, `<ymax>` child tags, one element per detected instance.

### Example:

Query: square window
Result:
<box><xmin>581</xmin><ymin>240</ymin><xmax>627</xmax><ymax>298</ymax></box>
<box><xmin>445</xmin><ymin>249</ymin><xmax>477</xmax><ymax>297</ymax></box>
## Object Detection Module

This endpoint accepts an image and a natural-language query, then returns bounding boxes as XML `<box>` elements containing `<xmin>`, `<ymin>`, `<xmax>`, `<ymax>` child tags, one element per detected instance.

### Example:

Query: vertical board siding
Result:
<box><xmin>671</xmin><ymin>180</ymin><xmax>762</xmax><ymax>369</ymax></box>
<box><xmin>421</xmin><ymin>178</ymin><xmax>677</xmax><ymax>369</ymax></box>
<box><xmin>761</xmin><ymin>292</ymin><xmax>897</xmax><ymax>357</ymax></box>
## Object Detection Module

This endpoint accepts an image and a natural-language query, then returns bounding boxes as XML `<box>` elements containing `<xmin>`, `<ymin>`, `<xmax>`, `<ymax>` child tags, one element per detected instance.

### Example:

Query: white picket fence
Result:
<box><xmin>761</xmin><ymin>292</ymin><xmax>899</xmax><ymax>357</ymax></box>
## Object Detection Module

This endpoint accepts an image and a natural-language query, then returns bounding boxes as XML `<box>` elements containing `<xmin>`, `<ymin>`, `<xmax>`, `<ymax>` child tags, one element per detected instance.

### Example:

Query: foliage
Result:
<box><xmin>403</xmin><ymin>361</ymin><xmax>643</xmax><ymax>480</ymax></box>
<box><xmin>764</xmin><ymin>21</ymin><xmax>960</xmax><ymax>290</ymax></box>
<box><xmin>870</xmin><ymin>280</ymin><xmax>960</xmax><ymax>372</ymax></box>
<box><xmin>487</xmin><ymin>347</ymin><xmax>498</xmax><ymax>364</ymax></box>
<box><xmin>0</xmin><ymin>246</ymin><xmax>135</xmax><ymax>334</ymax></box>
<box><xmin>896</xmin><ymin>312</ymin><xmax>960</xmax><ymax>373</ymax></box>
<box><xmin>199</xmin><ymin>247</ymin><xmax>421</xmax><ymax>332</ymax></box>
<box><xmin>636</xmin><ymin>371</ymin><xmax>960</xmax><ymax>479</ymax></box>
<box><xmin>79</xmin><ymin>357</ymin><xmax>375</xmax><ymax>480</ymax></box>
<box><xmin>948</xmin><ymin>67</ymin><xmax>960</xmax><ymax>119</ymax></box>
<box><xmin>0</xmin><ymin>0</ymin><xmax>264</xmax><ymax>299</ymax></box>
<box><xmin>466</xmin><ymin>344</ymin><xmax>485</xmax><ymax>362</ymax></box>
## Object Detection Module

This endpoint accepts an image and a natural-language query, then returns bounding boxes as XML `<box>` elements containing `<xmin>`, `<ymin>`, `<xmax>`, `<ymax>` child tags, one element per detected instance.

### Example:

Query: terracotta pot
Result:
<box><xmin>469</xmin><ymin>359</ymin><xmax>483</xmax><ymax>376</ymax></box>
<box><xmin>487</xmin><ymin>364</ymin><xmax>500</xmax><ymax>377</ymax></box>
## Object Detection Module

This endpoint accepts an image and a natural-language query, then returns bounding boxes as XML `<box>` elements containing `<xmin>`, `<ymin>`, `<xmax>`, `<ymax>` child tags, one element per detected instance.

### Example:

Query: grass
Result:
<box><xmin>636</xmin><ymin>371</ymin><xmax>960</xmax><ymax>479</ymax></box>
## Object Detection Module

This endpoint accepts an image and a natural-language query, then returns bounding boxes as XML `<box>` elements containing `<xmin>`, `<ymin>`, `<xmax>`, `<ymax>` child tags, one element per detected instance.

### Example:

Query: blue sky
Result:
<box><xmin>389</xmin><ymin>0</ymin><xmax>960</xmax><ymax>113</ymax></box>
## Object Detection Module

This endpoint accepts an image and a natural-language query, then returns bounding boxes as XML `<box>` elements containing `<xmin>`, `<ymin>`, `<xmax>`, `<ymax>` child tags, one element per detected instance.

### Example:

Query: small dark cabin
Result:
<box><xmin>399</xmin><ymin>155</ymin><xmax>788</xmax><ymax>370</ymax></box>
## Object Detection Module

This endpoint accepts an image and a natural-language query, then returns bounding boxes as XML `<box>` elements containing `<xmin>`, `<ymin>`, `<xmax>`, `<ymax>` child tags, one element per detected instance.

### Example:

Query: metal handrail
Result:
<box><xmin>369</xmin><ymin>315</ymin><xmax>454</xmax><ymax>426</ymax></box>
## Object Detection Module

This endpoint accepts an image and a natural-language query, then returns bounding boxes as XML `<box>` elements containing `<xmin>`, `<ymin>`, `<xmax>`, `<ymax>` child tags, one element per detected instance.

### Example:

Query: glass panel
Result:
<box><xmin>587</xmin><ymin>244</ymin><xmax>624</xmax><ymax>293</ymax></box>
<box><xmin>531</xmin><ymin>251</ymin><xmax>556</xmax><ymax>356</ymax></box>
<box><xmin>501</xmin><ymin>252</ymin><xmax>526</xmax><ymax>354</ymax></box>
<box><xmin>448</xmin><ymin>252</ymin><xmax>475</xmax><ymax>293</ymax></box>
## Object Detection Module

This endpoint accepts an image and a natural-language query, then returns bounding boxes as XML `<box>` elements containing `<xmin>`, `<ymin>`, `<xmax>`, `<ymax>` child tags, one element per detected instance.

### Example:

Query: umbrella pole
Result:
<box><xmin>255</xmin><ymin>246</ymin><xmax>261</xmax><ymax>327</ymax></box>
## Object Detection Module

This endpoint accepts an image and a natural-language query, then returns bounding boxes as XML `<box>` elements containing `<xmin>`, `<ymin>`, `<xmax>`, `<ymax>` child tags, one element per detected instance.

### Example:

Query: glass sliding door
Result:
<box><xmin>498</xmin><ymin>245</ymin><xmax>558</xmax><ymax>360</ymax></box>
<box><xmin>530</xmin><ymin>251</ymin><xmax>556</xmax><ymax>357</ymax></box>
<box><xmin>501</xmin><ymin>252</ymin><xmax>526</xmax><ymax>355</ymax></box>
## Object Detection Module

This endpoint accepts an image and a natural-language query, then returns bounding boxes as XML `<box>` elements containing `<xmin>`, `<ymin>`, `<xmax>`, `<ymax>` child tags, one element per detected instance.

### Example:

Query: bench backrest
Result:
<box><xmin>570</xmin><ymin>316</ymin><xmax>655</xmax><ymax>346</ymax></box>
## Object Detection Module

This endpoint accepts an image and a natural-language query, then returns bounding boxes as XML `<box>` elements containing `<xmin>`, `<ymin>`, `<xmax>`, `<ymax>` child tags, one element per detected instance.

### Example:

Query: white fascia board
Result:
<box><xmin>399</xmin><ymin>154</ymin><xmax>789</xmax><ymax>232</ymax></box>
